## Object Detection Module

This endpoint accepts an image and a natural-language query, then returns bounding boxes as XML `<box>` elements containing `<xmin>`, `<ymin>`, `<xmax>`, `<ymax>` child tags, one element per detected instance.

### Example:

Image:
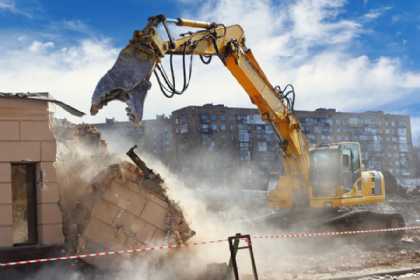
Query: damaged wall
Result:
<box><xmin>0</xmin><ymin>95</ymin><xmax>63</xmax><ymax>248</ymax></box>
<box><xmin>53</xmin><ymin>123</ymin><xmax>194</xmax><ymax>269</ymax></box>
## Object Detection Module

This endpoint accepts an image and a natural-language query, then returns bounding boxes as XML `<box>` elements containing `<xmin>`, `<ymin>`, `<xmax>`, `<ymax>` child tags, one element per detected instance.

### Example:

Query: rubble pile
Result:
<box><xmin>69</xmin><ymin>161</ymin><xmax>194</xmax><ymax>268</ymax></box>
<box><xmin>53</xmin><ymin>123</ymin><xmax>194</xmax><ymax>269</ymax></box>
<box><xmin>258</xmin><ymin>238</ymin><xmax>420</xmax><ymax>280</ymax></box>
<box><xmin>382</xmin><ymin>170</ymin><xmax>409</xmax><ymax>198</ymax></box>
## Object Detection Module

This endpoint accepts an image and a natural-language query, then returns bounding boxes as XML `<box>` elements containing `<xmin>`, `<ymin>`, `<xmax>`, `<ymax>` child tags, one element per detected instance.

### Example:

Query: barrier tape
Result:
<box><xmin>2</xmin><ymin>226</ymin><xmax>420</xmax><ymax>268</ymax></box>
<box><xmin>252</xmin><ymin>225</ymin><xmax>420</xmax><ymax>239</ymax></box>
<box><xmin>0</xmin><ymin>239</ymin><xmax>226</xmax><ymax>268</ymax></box>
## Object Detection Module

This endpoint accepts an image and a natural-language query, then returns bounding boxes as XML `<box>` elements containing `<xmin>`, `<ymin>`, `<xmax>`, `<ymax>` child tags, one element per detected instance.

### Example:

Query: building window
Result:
<box><xmin>349</xmin><ymin>118</ymin><xmax>360</xmax><ymax>126</ymax></box>
<box><xmin>239</xmin><ymin>130</ymin><xmax>250</xmax><ymax>142</ymax></box>
<box><xmin>398</xmin><ymin>128</ymin><xmax>407</xmax><ymax>136</ymax></box>
<box><xmin>12</xmin><ymin>163</ymin><xmax>38</xmax><ymax>245</ymax></box>
<box><xmin>180</xmin><ymin>124</ymin><xmax>188</xmax><ymax>134</ymax></box>
<box><xmin>200</xmin><ymin>113</ymin><xmax>209</xmax><ymax>123</ymax></box>
<box><xmin>240</xmin><ymin>150</ymin><xmax>251</xmax><ymax>161</ymax></box>
<box><xmin>257</xmin><ymin>142</ymin><xmax>268</xmax><ymax>152</ymax></box>
<box><xmin>201</xmin><ymin>124</ymin><xmax>209</xmax><ymax>133</ymax></box>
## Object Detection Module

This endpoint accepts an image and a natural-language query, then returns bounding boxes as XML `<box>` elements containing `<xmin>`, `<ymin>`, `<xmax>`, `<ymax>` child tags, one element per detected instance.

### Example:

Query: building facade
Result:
<box><xmin>297</xmin><ymin>108</ymin><xmax>414</xmax><ymax>180</ymax></box>
<box><xmin>171</xmin><ymin>105</ymin><xmax>415</xmax><ymax>183</ymax></box>
<box><xmin>0</xmin><ymin>93</ymin><xmax>63</xmax><ymax>250</ymax></box>
<box><xmin>94</xmin><ymin>104</ymin><xmax>415</xmax><ymax>186</ymax></box>
<box><xmin>171</xmin><ymin>104</ymin><xmax>282</xmax><ymax>188</ymax></box>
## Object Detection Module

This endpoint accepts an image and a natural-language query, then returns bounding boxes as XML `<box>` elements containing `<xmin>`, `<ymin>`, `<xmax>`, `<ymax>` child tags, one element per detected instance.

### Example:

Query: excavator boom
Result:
<box><xmin>91</xmin><ymin>15</ymin><xmax>310</xmax><ymax>207</ymax></box>
<box><xmin>89</xmin><ymin>15</ymin><xmax>395</xmax><ymax>214</ymax></box>
<box><xmin>90</xmin><ymin>14</ymin><xmax>406</xmax><ymax>243</ymax></box>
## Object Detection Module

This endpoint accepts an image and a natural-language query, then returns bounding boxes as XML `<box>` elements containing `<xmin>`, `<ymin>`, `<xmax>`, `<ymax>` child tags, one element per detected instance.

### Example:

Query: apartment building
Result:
<box><xmin>172</xmin><ymin>105</ymin><xmax>414</xmax><ymax>182</ymax></box>
<box><xmin>298</xmin><ymin>108</ymin><xmax>414</xmax><ymax>179</ymax></box>
<box><xmin>171</xmin><ymin>104</ymin><xmax>281</xmax><ymax>188</ymax></box>
<box><xmin>94</xmin><ymin>104</ymin><xmax>414</xmax><ymax>185</ymax></box>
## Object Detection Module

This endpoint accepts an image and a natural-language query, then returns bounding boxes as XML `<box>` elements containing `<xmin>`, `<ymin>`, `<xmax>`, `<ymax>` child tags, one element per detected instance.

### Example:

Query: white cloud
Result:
<box><xmin>0</xmin><ymin>0</ymin><xmax>419</xmax><ymax>125</ymax></box>
<box><xmin>0</xmin><ymin>0</ymin><xmax>15</xmax><ymax>11</ymax></box>
<box><xmin>166</xmin><ymin>0</ymin><xmax>420</xmax><ymax>114</ymax></box>
<box><xmin>59</xmin><ymin>19</ymin><xmax>93</xmax><ymax>36</ymax></box>
<box><xmin>0</xmin><ymin>0</ymin><xmax>31</xmax><ymax>17</ymax></box>
<box><xmin>28</xmin><ymin>41</ymin><xmax>55</xmax><ymax>53</ymax></box>
<box><xmin>0</xmin><ymin>39</ymin><xmax>120</xmax><ymax>123</ymax></box>
<box><xmin>363</xmin><ymin>6</ymin><xmax>392</xmax><ymax>20</ymax></box>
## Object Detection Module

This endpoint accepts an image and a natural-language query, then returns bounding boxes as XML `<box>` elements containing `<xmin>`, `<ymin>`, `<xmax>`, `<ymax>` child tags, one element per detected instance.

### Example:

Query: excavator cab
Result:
<box><xmin>309</xmin><ymin>142</ymin><xmax>386</xmax><ymax>208</ymax></box>
<box><xmin>310</xmin><ymin>142</ymin><xmax>362</xmax><ymax>198</ymax></box>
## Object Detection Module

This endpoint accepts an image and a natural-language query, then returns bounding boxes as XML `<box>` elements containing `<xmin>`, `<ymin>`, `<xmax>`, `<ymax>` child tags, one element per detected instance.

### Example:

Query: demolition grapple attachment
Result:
<box><xmin>90</xmin><ymin>42</ymin><xmax>156</xmax><ymax>123</ymax></box>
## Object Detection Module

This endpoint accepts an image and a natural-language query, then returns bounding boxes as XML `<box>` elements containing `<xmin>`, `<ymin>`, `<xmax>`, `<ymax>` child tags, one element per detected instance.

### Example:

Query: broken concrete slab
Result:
<box><xmin>54</xmin><ymin>123</ymin><xmax>194</xmax><ymax>269</ymax></box>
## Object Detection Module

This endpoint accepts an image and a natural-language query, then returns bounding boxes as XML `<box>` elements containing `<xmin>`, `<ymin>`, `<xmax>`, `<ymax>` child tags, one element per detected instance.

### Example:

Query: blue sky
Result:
<box><xmin>3</xmin><ymin>1</ymin><xmax>420</xmax><ymax>61</ymax></box>
<box><xmin>2</xmin><ymin>0</ymin><xmax>419</xmax><ymax>65</ymax></box>
<box><xmin>0</xmin><ymin>0</ymin><xmax>419</xmax><ymax>140</ymax></box>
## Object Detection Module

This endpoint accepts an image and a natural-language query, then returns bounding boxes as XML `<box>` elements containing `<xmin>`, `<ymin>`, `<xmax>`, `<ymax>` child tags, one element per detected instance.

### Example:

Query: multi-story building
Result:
<box><xmin>297</xmin><ymin>108</ymin><xmax>414</xmax><ymax>180</ymax></box>
<box><xmin>172</xmin><ymin>104</ymin><xmax>281</xmax><ymax>188</ymax></box>
<box><xmin>171</xmin><ymin>105</ymin><xmax>415</xmax><ymax>183</ymax></box>
<box><xmin>93</xmin><ymin>104</ymin><xmax>415</xmax><ymax>186</ymax></box>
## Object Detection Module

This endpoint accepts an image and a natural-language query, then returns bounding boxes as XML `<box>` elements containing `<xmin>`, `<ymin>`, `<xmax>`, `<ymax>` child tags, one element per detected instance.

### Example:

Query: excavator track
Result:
<box><xmin>264</xmin><ymin>208</ymin><xmax>406</xmax><ymax>246</ymax></box>
<box><xmin>322</xmin><ymin>210</ymin><xmax>405</xmax><ymax>245</ymax></box>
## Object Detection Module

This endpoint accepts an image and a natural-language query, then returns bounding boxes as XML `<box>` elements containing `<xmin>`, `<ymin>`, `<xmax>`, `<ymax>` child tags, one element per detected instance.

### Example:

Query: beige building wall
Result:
<box><xmin>0</xmin><ymin>97</ymin><xmax>63</xmax><ymax>247</ymax></box>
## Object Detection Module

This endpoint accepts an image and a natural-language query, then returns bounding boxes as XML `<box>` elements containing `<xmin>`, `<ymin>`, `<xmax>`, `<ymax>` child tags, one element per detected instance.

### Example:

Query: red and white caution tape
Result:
<box><xmin>2</xmin><ymin>226</ymin><xmax>420</xmax><ymax>268</ymax></box>
<box><xmin>0</xmin><ymin>239</ymin><xmax>226</xmax><ymax>268</ymax></box>
<box><xmin>252</xmin><ymin>225</ymin><xmax>420</xmax><ymax>239</ymax></box>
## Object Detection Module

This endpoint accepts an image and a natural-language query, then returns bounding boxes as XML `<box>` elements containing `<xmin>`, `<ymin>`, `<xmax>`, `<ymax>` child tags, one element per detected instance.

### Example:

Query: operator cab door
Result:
<box><xmin>340</xmin><ymin>143</ymin><xmax>362</xmax><ymax>192</ymax></box>
<box><xmin>341</xmin><ymin>149</ymin><xmax>352</xmax><ymax>191</ymax></box>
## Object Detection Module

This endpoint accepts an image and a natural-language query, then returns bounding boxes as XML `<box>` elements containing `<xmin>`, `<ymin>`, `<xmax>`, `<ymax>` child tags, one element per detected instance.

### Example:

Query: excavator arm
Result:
<box><xmin>90</xmin><ymin>15</ymin><xmax>310</xmax><ymax>208</ymax></box>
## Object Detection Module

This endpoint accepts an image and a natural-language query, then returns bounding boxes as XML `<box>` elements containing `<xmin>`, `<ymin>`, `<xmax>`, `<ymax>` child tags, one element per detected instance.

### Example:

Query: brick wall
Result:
<box><xmin>0</xmin><ymin>98</ymin><xmax>63</xmax><ymax>247</ymax></box>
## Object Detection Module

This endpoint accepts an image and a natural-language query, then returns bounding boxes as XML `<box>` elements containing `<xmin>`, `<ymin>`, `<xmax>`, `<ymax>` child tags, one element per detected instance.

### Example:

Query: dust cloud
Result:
<box><xmin>24</xmin><ymin>122</ymin><xmax>413</xmax><ymax>280</ymax></box>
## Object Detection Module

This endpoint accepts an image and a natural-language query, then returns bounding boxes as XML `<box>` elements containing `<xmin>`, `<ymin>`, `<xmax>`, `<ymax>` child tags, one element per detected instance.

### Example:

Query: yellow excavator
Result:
<box><xmin>90</xmin><ymin>15</ymin><xmax>404</xmax><ymax>239</ymax></box>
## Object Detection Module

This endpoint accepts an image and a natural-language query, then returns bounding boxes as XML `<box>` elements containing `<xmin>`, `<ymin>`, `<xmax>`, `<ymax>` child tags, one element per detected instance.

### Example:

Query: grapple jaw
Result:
<box><xmin>90</xmin><ymin>43</ymin><xmax>156</xmax><ymax>123</ymax></box>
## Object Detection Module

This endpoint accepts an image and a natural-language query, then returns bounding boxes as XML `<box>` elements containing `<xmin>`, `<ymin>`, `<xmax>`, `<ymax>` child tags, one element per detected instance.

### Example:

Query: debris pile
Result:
<box><xmin>382</xmin><ymin>170</ymin><xmax>409</xmax><ymax>198</ymax></box>
<box><xmin>69</xmin><ymin>161</ymin><xmax>194</xmax><ymax>268</ymax></box>
<box><xmin>54</xmin><ymin>123</ymin><xmax>194</xmax><ymax>269</ymax></box>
